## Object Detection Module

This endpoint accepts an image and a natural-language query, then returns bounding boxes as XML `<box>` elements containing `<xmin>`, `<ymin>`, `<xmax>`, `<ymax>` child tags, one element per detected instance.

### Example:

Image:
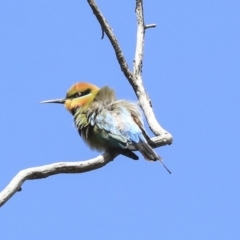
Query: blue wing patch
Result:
<box><xmin>88</xmin><ymin>106</ymin><xmax>146</xmax><ymax>149</ymax></box>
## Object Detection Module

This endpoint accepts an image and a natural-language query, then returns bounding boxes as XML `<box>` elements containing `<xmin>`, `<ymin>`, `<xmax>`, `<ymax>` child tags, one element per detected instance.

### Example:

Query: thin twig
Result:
<box><xmin>100</xmin><ymin>23</ymin><xmax>104</xmax><ymax>39</ymax></box>
<box><xmin>144</xmin><ymin>24</ymin><xmax>157</xmax><ymax>29</ymax></box>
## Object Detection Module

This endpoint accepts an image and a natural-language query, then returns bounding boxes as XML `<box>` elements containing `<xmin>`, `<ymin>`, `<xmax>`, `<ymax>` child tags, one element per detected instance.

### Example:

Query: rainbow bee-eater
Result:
<box><xmin>41</xmin><ymin>82</ymin><xmax>171</xmax><ymax>173</ymax></box>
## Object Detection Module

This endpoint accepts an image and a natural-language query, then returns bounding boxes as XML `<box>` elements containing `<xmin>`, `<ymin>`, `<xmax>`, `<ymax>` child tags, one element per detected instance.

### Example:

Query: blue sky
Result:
<box><xmin>0</xmin><ymin>0</ymin><xmax>240</xmax><ymax>239</ymax></box>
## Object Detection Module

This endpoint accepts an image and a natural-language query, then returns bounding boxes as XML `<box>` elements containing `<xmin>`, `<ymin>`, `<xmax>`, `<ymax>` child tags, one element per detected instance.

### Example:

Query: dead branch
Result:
<box><xmin>87</xmin><ymin>0</ymin><xmax>134</xmax><ymax>81</ymax></box>
<box><xmin>0</xmin><ymin>151</ymin><xmax>118</xmax><ymax>207</ymax></box>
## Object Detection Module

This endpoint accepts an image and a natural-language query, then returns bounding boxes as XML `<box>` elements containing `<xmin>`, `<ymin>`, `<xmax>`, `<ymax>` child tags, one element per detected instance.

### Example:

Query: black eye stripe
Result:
<box><xmin>67</xmin><ymin>88</ymin><xmax>91</xmax><ymax>99</ymax></box>
<box><xmin>80</xmin><ymin>89</ymin><xmax>91</xmax><ymax>96</ymax></box>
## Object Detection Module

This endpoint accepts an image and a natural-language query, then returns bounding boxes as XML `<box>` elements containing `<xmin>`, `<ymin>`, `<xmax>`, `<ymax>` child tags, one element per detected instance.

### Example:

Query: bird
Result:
<box><xmin>41</xmin><ymin>82</ymin><xmax>171</xmax><ymax>174</ymax></box>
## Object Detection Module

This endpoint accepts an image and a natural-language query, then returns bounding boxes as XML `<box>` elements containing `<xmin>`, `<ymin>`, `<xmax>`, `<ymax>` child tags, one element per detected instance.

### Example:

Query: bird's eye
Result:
<box><xmin>67</xmin><ymin>89</ymin><xmax>91</xmax><ymax>99</ymax></box>
<box><xmin>71</xmin><ymin>92</ymin><xmax>81</xmax><ymax>98</ymax></box>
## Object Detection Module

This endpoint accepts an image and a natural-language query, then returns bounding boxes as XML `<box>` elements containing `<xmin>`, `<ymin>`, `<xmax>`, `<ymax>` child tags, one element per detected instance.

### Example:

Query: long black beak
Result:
<box><xmin>40</xmin><ymin>98</ymin><xmax>66</xmax><ymax>104</ymax></box>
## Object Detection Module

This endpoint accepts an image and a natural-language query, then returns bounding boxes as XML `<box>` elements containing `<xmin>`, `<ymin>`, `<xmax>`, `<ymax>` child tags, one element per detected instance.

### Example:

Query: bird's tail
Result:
<box><xmin>136</xmin><ymin>142</ymin><xmax>172</xmax><ymax>174</ymax></box>
<box><xmin>120</xmin><ymin>149</ymin><xmax>139</xmax><ymax>160</ymax></box>
<box><xmin>110</xmin><ymin>148</ymin><xmax>139</xmax><ymax>160</ymax></box>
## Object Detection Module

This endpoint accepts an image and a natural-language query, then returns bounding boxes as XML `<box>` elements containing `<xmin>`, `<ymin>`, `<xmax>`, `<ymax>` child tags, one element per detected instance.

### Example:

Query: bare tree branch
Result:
<box><xmin>133</xmin><ymin>0</ymin><xmax>172</xmax><ymax>138</ymax></box>
<box><xmin>0</xmin><ymin>0</ymin><xmax>173</xmax><ymax>207</ymax></box>
<box><xmin>0</xmin><ymin>135</ymin><xmax>167</xmax><ymax>208</ymax></box>
<box><xmin>87</xmin><ymin>0</ymin><xmax>134</xmax><ymax>82</ymax></box>
<box><xmin>0</xmin><ymin>151</ymin><xmax>118</xmax><ymax>207</ymax></box>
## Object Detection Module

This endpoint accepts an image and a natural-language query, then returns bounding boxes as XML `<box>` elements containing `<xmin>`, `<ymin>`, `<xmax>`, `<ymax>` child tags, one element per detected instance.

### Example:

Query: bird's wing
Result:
<box><xmin>88</xmin><ymin>106</ymin><xmax>145</xmax><ymax>149</ymax></box>
<box><xmin>89</xmin><ymin>109</ymin><xmax>128</xmax><ymax>148</ymax></box>
<box><xmin>115</xmin><ymin>100</ymin><xmax>152</xmax><ymax>142</ymax></box>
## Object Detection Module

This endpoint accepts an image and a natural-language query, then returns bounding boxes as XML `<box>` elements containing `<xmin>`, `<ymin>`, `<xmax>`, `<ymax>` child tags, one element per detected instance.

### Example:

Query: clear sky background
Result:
<box><xmin>0</xmin><ymin>1</ymin><xmax>239</xmax><ymax>239</ymax></box>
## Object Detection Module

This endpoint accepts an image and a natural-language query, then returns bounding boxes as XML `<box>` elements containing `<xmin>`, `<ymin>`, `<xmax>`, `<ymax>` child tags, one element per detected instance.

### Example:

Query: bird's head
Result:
<box><xmin>41</xmin><ymin>82</ymin><xmax>100</xmax><ymax>113</ymax></box>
